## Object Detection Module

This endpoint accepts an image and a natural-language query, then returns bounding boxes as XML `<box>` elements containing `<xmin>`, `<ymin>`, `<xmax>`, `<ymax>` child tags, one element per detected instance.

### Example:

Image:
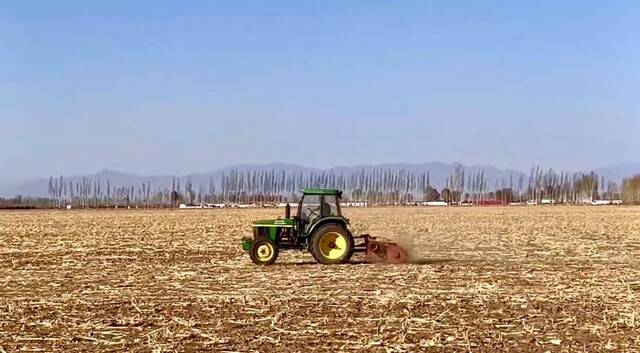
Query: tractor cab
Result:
<box><xmin>297</xmin><ymin>188</ymin><xmax>344</xmax><ymax>233</ymax></box>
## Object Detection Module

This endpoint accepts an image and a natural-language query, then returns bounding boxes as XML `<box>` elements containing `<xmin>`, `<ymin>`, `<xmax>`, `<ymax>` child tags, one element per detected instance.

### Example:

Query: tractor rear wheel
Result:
<box><xmin>250</xmin><ymin>236</ymin><xmax>278</xmax><ymax>265</ymax></box>
<box><xmin>311</xmin><ymin>224</ymin><xmax>354</xmax><ymax>264</ymax></box>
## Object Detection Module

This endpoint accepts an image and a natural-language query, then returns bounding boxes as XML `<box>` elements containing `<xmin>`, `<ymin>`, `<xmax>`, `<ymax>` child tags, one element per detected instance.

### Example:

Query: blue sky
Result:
<box><xmin>1</xmin><ymin>0</ymin><xmax>639</xmax><ymax>180</ymax></box>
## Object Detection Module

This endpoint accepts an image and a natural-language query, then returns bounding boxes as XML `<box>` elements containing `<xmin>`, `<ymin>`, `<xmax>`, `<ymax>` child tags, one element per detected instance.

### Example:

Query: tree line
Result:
<box><xmin>2</xmin><ymin>166</ymin><xmax>630</xmax><ymax>208</ymax></box>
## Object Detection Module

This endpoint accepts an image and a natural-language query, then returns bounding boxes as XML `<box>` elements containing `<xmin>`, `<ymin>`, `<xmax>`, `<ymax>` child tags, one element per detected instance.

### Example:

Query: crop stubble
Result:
<box><xmin>1</xmin><ymin>207</ymin><xmax>639</xmax><ymax>352</ymax></box>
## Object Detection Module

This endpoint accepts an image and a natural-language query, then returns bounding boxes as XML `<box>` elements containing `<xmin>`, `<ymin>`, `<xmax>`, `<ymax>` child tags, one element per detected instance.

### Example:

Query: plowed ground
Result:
<box><xmin>1</xmin><ymin>207</ymin><xmax>639</xmax><ymax>352</ymax></box>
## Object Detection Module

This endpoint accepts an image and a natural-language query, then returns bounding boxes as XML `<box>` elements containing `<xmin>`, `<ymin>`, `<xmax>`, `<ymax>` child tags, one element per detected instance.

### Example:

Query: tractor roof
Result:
<box><xmin>302</xmin><ymin>188</ymin><xmax>342</xmax><ymax>196</ymax></box>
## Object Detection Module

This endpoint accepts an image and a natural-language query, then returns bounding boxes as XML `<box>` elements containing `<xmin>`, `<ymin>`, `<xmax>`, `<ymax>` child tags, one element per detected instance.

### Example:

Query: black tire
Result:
<box><xmin>310</xmin><ymin>224</ymin><xmax>354</xmax><ymax>264</ymax></box>
<box><xmin>249</xmin><ymin>236</ymin><xmax>278</xmax><ymax>265</ymax></box>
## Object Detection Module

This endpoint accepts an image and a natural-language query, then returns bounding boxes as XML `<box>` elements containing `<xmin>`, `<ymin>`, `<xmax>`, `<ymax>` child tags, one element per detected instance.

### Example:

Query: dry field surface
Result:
<box><xmin>1</xmin><ymin>206</ymin><xmax>640</xmax><ymax>352</ymax></box>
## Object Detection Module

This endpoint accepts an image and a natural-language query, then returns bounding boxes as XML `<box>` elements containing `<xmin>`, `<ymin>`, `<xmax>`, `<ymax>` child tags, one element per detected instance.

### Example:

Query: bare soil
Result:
<box><xmin>1</xmin><ymin>206</ymin><xmax>639</xmax><ymax>352</ymax></box>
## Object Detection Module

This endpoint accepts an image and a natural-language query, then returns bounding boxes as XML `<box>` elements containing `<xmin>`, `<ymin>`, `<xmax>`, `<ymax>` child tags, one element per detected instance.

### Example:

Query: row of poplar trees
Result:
<box><xmin>42</xmin><ymin>166</ymin><xmax>640</xmax><ymax>208</ymax></box>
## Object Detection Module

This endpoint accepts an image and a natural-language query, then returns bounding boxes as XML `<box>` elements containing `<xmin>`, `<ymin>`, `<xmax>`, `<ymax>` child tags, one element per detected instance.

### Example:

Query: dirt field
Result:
<box><xmin>1</xmin><ymin>207</ymin><xmax>639</xmax><ymax>352</ymax></box>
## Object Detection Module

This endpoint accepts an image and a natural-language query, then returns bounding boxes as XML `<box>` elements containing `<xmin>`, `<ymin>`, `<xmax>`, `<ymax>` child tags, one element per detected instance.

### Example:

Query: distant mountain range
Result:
<box><xmin>2</xmin><ymin>162</ymin><xmax>639</xmax><ymax>197</ymax></box>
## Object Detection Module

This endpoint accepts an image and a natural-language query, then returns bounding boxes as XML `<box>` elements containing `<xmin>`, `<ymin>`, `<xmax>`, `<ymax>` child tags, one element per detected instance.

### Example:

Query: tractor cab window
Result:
<box><xmin>321</xmin><ymin>195</ymin><xmax>340</xmax><ymax>217</ymax></box>
<box><xmin>300</xmin><ymin>194</ymin><xmax>321</xmax><ymax>224</ymax></box>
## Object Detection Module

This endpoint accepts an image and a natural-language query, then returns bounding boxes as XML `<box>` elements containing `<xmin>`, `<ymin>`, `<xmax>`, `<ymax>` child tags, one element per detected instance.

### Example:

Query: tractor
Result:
<box><xmin>241</xmin><ymin>188</ymin><xmax>407</xmax><ymax>265</ymax></box>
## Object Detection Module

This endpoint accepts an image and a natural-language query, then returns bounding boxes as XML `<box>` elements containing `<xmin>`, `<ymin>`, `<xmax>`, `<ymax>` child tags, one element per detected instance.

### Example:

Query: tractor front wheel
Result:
<box><xmin>249</xmin><ymin>236</ymin><xmax>278</xmax><ymax>265</ymax></box>
<box><xmin>311</xmin><ymin>225</ymin><xmax>354</xmax><ymax>264</ymax></box>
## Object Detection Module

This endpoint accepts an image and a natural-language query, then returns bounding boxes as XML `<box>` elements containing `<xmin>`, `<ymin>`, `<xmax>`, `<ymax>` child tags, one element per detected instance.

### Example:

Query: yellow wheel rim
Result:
<box><xmin>256</xmin><ymin>243</ymin><xmax>274</xmax><ymax>262</ymax></box>
<box><xmin>318</xmin><ymin>232</ymin><xmax>347</xmax><ymax>260</ymax></box>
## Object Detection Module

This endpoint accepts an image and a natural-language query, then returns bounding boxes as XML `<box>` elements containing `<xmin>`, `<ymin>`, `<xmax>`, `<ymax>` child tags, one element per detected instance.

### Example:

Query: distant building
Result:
<box><xmin>423</xmin><ymin>201</ymin><xmax>448</xmax><ymax>206</ymax></box>
<box><xmin>590</xmin><ymin>200</ymin><xmax>623</xmax><ymax>206</ymax></box>
<box><xmin>340</xmin><ymin>201</ymin><xmax>368</xmax><ymax>207</ymax></box>
<box><xmin>179</xmin><ymin>203</ymin><xmax>204</xmax><ymax>209</ymax></box>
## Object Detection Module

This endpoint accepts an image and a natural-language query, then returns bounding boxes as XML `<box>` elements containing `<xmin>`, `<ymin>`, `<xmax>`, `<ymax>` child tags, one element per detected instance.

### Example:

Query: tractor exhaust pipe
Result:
<box><xmin>285</xmin><ymin>203</ymin><xmax>290</xmax><ymax>218</ymax></box>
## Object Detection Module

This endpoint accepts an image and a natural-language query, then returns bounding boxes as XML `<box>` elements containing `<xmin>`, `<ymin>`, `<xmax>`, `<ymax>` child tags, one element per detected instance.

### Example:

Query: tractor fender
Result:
<box><xmin>307</xmin><ymin>217</ymin><xmax>351</xmax><ymax>242</ymax></box>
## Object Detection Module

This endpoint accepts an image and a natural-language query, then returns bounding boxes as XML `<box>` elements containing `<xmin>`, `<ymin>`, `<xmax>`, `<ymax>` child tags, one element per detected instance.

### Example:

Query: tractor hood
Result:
<box><xmin>252</xmin><ymin>218</ymin><xmax>294</xmax><ymax>227</ymax></box>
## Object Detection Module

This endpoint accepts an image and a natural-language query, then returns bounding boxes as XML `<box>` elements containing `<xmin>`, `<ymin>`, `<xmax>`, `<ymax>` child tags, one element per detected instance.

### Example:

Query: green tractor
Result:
<box><xmin>241</xmin><ymin>188</ymin><xmax>407</xmax><ymax>265</ymax></box>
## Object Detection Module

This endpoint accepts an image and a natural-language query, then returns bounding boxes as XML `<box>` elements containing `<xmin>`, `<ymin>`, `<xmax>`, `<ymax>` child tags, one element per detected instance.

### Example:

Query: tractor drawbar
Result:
<box><xmin>354</xmin><ymin>234</ymin><xmax>408</xmax><ymax>264</ymax></box>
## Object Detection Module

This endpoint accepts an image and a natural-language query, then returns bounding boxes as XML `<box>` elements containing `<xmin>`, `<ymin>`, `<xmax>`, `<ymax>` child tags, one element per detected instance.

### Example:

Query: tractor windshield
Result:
<box><xmin>300</xmin><ymin>194</ymin><xmax>321</xmax><ymax>224</ymax></box>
